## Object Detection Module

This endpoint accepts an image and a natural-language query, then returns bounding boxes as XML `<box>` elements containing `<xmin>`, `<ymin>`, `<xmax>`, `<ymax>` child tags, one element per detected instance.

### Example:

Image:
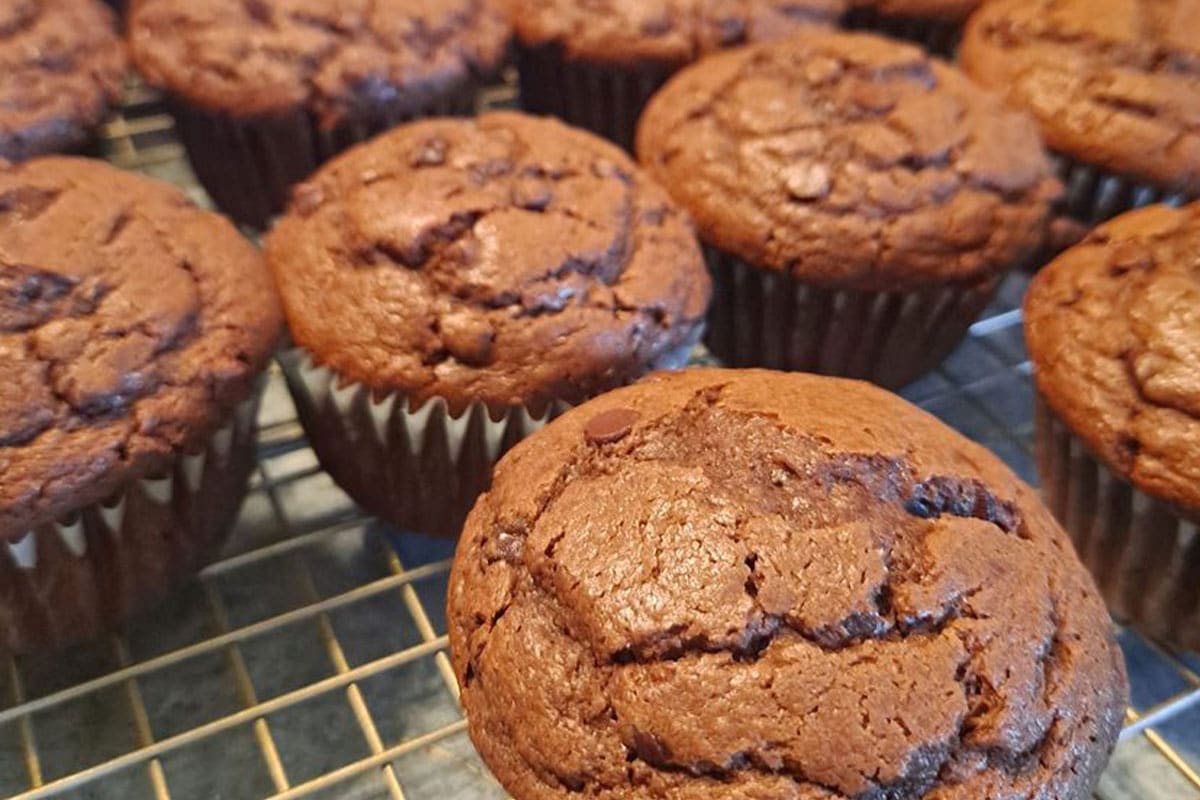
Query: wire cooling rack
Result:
<box><xmin>1</xmin><ymin>76</ymin><xmax>1197</xmax><ymax>800</ymax></box>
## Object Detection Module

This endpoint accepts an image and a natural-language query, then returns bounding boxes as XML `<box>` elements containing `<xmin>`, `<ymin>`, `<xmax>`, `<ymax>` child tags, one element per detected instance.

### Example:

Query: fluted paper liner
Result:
<box><xmin>279</xmin><ymin>349</ymin><xmax>572</xmax><ymax>539</ymax></box>
<box><xmin>843</xmin><ymin>7</ymin><xmax>962</xmax><ymax>56</ymax></box>
<box><xmin>1036</xmin><ymin>396</ymin><xmax>1200</xmax><ymax>652</ymax></box>
<box><xmin>516</xmin><ymin>44</ymin><xmax>674</xmax><ymax>152</ymax></box>
<box><xmin>0</xmin><ymin>388</ymin><xmax>262</xmax><ymax>654</ymax></box>
<box><xmin>1052</xmin><ymin>154</ymin><xmax>1192</xmax><ymax>227</ymax></box>
<box><xmin>704</xmin><ymin>248</ymin><xmax>999</xmax><ymax>389</ymax></box>
<box><xmin>170</xmin><ymin>84</ymin><xmax>480</xmax><ymax>228</ymax></box>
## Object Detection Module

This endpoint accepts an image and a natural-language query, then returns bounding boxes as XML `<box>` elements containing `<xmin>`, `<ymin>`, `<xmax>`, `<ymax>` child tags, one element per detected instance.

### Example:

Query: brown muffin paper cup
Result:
<box><xmin>0</xmin><ymin>388</ymin><xmax>262</xmax><ymax>654</ymax></box>
<box><xmin>516</xmin><ymin>44</ymin><xmax>675</xmax><ymax>152</ymax></box>
<box><xmin>704</xmin><ymin>248</ymin><xmax>999</xmax><ymax>389</ymax></box>
<box><xmin>1052</xmin><ymin>154</ymin><xmax>1193</xmax><ymax>227</ymax></box>
<box><xmin>170</xmin><ymin>84</ymin><xmax>481</xmax><ymax>229</ymax></box>
<box><xmin>842</xmin><ymin>8</ymin><xmax>962</xmax><ymax>57</ymax></box>
<box><xmin>1036</xmin><ymin>396</ymin><xmax>1200</xmax><ymax>652</ymax></box>
<box><xmin>279</xmin><ymin>340</ymin><xmax>698</xmax><ymax>538</ymax></box>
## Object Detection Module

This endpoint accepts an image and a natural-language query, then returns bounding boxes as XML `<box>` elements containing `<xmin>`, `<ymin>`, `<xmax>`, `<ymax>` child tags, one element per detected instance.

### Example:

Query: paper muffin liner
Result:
<box><xmin>704</xmin><ymin>248</ymin><xmax>999</xmax><ymax>389</ymax></box>
<box><xmin>169</xmin><ymin>84</ymin><xmax>480</xmax><ymax>229</ymax></box>
<box><xmin>0</xmin><ymin>387</ymin><xmax>262</xmax><ymax>654</ymax></box>
<box><xmin>843</xmin><ymin>8</ymin><xmax>963</xmax><ymax>57</ymax></box>
<box><xmin>1052</xmin><ymin>154</ymin><xmax>1193</xmax><ymax>227</ymax></box>
<box><xmin>516</xmin><ymin>44</ymin><xmax>675</xmax><ymax>152</ymax></box>
<box><xmin>278</xmin><ymin>340</ymin><xmax>698</xmax><ymax>538</ymax></box>
<box><xmin>1036</xmin><ymin>396</ymin><xmax>1200</xmax><ymax>652</ymax></box>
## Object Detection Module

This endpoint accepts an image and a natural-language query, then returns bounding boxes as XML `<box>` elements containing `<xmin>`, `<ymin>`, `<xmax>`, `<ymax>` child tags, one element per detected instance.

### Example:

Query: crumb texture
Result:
<box><xmin>267</xmin><ymin>112</ymin><xmax>711</xmax><ymax>412</ymax></box>
<box><xmin>449</xmin><ymin>369</ymin><xmax>1128</xmax><ymax>800</ymax></box>
<box><xmin>960</xmin><ymin>0</ymin><xmax>1200</xmax><ymax>193</ymax></box>
<box><xmin>0</xmin><ymin>157</ymin><xmax>281</xmax><ymax>539</ymax></box>
<box><xmin>506</xmin><ymin>0</ymin><xmax>844</xmax><ymax>66</ymax></box>
<box><xmin>849</xmin><ymin>0</ymin><xmax>983</xmax><ymax>21</ymax></box>
<box><xmin>1026</xmin><ymin>202</ymin><xmax>1200</xmax><ymax>511</ymax></box>
<box><xmin>129</xmin><ymin>0</ymin><xmax>510</xmax><ymax>124</ymax></box>
<box><xmin>0</xmin><ymin>0</ymin><xmax>125</xmax><ymax>160</ymax></box>
<box><xmin>637</xmin><ymin>30</ymin><xmax>1060</xmax><ymax>291</ymax></box>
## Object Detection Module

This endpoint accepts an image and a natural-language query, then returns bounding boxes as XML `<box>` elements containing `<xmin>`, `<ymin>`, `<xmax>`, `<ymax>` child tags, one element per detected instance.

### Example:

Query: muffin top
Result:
<box><xmin>637</xmin><ymin>31</ymin><xmax>1060</xmax><ymax>292</ymax></box>
<box><xmin>266</xmin><ymin>112</ymin><xmax>711</xmax><ymax>413</ymax></box>
<box><xmin>128</xmin><ymin>0</ymin><xmax>510</xmax><ymax>126</ymax></box>
<box><xmin>506</xmin><ymin>0</ymin><xmax>844</xmax><ymax>67</ymax></box>
<box><xmin>0</xmin><ymin>157</ymin><xmax>282</xmax><ymax>541</ymax></box>
<box><xmin>449</xmin><ymin>368</ymin><xmax>1127</xmax><ymax>800</ymax></box>
<box><xmin>851</xmin><ymin>0</ymin><xmax>983</xmax><ymax>19</ymax></box>
<box><xmin>961</xmin><ymin>0</ymin><xmax>1200</xmax><ymax>195</ymax></box>
<box><xmin>0</xmin><ymin>0</ymin><xmax>126</xmax><ymax>161</ymax></box>
<box><xmin>1026</xmin><ymin>202</ymin><xmax>1200</xmax><ymax>511</ymax></box>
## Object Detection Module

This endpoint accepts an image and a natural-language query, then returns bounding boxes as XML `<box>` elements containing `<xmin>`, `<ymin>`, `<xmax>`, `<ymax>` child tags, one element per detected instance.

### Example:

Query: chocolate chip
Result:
<box><xmin>439</xmin><ymin>311</ymin><xmax>495</xmax><ymax>366</ymax></box>
<box><xmin>784</xmin><ymin>163</ymin><xmax>831</xmax><ymax>201</ymax></box>
<box><xmin>410</xmin><ymin>137</ymin><xmax>448</xmax><ymax>168</ymax></box>
<box><xmin>291</xmin><ymin>182</ymin><xmax>325</xmax><ymax>216</ymax></box>
<box><xmin>511</xmin><ymin>177</ymin><xmax>553</xmax><ymax>211</ymax></box>
<box><xmin>584</xmin><ymin>408</ymin><xmax>640</xmax><ymax>445</ymax></box>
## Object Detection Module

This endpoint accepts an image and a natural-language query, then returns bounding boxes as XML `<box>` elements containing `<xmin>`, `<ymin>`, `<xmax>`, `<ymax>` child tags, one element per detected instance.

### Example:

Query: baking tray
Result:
<box><xmin>0</xmin><ymin>75</ymin><xmax>1196</xmax><ymax>800</ymax></box>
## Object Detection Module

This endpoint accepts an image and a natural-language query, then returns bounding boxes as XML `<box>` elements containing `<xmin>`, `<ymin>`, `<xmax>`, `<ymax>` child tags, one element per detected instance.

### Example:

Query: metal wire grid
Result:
<box><xmin>0</xmin><ymin>78</ymin><xmax>1196</xmax><ymax>800</ymax></box>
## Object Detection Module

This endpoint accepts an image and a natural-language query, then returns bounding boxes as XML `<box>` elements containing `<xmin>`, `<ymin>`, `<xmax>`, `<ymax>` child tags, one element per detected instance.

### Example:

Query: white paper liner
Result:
<box><xmin>3</xmin><ymin>391</ymin><xmax>258</xmax><ymax>571</ymax></box>
<box><xmin>1036</xmin><ymin>396</ymin><xmax>1200</xmax><ymax>651</ymax></box>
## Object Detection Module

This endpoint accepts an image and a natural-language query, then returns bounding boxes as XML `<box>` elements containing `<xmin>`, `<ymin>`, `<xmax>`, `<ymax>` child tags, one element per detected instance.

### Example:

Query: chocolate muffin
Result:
<box><xmin>1028</xmin><ymin>202</ymin><xmax>1200</xmax><ymax>652</ymax></box>
<box><xmin>266</xmin><ymin>112</ymin><xmax>711</xmax><ymax>537</ymax></box>
<box><xmin>0</xmin><ymin>0</ymin><xmax>126</xmax><ymax>161</ymax></box>
<box><xmin>508</xmin><ymin>0</ymin><xmax>844</xmax><ymax>151</ymax></box>
<box><xmin>637</xmin><ymin>30</ymin><xmax>1060</xmax><ymax>388</ymax></box>
<box><xmin>449</xmin><ymin>368</ymin><xmax>1128</xmax><ymax>800</ymax></box>
<box><xmin>0</xmin><ymin>157</ymin><xmax>281</xmax><ymax>653</ymax></box>
<box><xmin>845</xmin><ymin>0</ymin><xmax>984</xmax><ymax>54</ymax></box>
<box><xmin>961</xmin><ymin>0</ymin><xmax>1200</xmax><ymax>229</ymax></box>
<box><xmin>128</xmin><ymin>0</ymin><xmax>511</xmax><ymax>228</ymax></box>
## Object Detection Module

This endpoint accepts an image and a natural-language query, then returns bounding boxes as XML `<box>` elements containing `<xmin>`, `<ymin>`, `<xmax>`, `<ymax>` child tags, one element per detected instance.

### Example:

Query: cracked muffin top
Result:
<box><xmin>0</xmin><ymin>157</ymin><xmax>282</xmax><ymax>541</ymax></box>
<box><xmin>637</xmin><ymin>30</ymin><xmax>1061</xmax><ymax>292</ymax></box>
<box><xmin>265</xmin><ymin>112</ymin><xmax>711</xmax><ymax>414</ymax></box>
<box><xmin>1026</xmin><ymin>202</ymin><xmax>1200</xmax><ymax>512</ymax></box>
<box><xmin>961</xmin><ymin>0</ymin><xmax>1200</xmax><ymax>195</ymax></box>
<box><xmin>128</xmin><ymin>0</ymin><xmax>510</xmax><ymax>126</ymax></box>
<box><xmin>448</xmin><ymin>368</ymin><xmax>1127</xmax><ymax>800</ymax></box>
<box><xmin>505</xmin><ymin>0</ymin><xmax>844</xmax><ymax>67</ymax></box>
<box><xmin>0</xmin><ymin>0</ymin><xmax>126</xmax><ymax>161</ymax></box>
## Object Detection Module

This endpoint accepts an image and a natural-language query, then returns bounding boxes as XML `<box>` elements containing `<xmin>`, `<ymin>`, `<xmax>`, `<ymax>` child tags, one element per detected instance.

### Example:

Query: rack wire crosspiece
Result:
<box><xmin>0</xmin><ymin>77</ymin><xmax>1196</xmax><ymax>800</ymax></box>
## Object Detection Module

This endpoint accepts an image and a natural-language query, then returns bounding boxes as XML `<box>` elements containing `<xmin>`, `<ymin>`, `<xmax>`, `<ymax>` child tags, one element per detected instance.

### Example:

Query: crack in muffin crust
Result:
<box><xmin>449</xmin><ymin>369</ymin><xmax>1127</xmax><ymax>800</ymax></box>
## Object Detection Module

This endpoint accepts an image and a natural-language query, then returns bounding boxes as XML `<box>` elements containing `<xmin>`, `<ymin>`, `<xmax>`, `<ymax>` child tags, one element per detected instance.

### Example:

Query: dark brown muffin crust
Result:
<box><xmin>266</xmin><ymin>112</ymin><xmax>711</xmax><ymax>413</ymax></box>
<box><xmin>0</xmin><ymin>157</ymin><xmax>282</xmax><ymax>541</ymax></box>
<box><xmin>128</xmin><ymin>0</ymin><xmax>509</xmax><ymax>126</ymax></box>
<box><xmin>0</xmin><ymin>0</ymin><xmax>126</xmax><ymax>161</ymax></box>
<box><xmin>637</xmin><ymin>31</ymin><xmax>1061</xmax><ymax>292</ymax></box>
<box><xmin>449</xmin><ymin>368</ymin><xmax>1127</xmax><ymax>800</ymax></box>
<box><xmin>1026</xmin><ymin>202</ymin><xmax>1200</xmax><ymax>513</ymax></box>
<box><xmin>506</xmin><ymin>0</ymin><xmax>844</xmax><ymax>67</ymax></box>
<box><xmin>961</xmin><ymin>0</ymin><xmax>1200</xmax><ymax>195</ymax></box>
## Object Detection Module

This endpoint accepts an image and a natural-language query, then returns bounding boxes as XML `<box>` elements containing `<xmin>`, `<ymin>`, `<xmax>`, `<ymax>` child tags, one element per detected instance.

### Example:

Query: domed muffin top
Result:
<box><xmin>638</xmin><ymin>30</ymin><xmax>1061</xmax><ymax>291</ymax></box>
<box><xmin>0</xmin><ymin>157</ymin><xmax>281</xmax><ymax>540</ymax></box>
<box><xmin>449</xmin><ymin>368</ymin><xmax>1127</xmax><ymax>800</ymax></box>
<box><xmin>0</xmin><ymin>0</ymin><xmax>125</xmax><ymax>161</ymax></box>
<box><xmin>1026</xmin><ymin>202</ymin><xmax>1200</xmax><ymax>511</ymax></box>
<box><xmin>266</xmin><ymin>112</ymin><xmax>711</xmax><ymax>413</ymax></box>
